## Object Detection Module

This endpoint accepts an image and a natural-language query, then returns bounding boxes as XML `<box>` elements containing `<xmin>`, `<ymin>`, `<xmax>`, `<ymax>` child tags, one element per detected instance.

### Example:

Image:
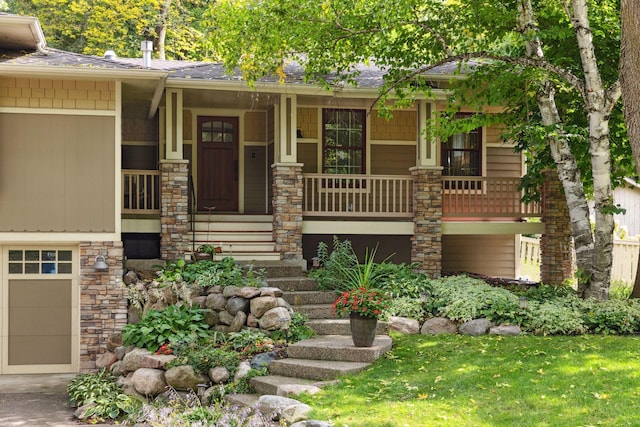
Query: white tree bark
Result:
<box><xmin>517</xmin><ymin>0</ymin><xmax>593</xmax><ymax>294</ymax></box>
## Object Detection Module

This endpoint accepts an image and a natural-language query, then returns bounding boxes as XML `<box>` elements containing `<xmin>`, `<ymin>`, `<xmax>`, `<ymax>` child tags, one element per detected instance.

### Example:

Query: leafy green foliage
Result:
<box><xmin>271</xmin><ymin>312</ymin><xmax>316</xmax><ymax>343</ymax></box>
<box><xmin>121</xmin><ymin>305</ymin><xmax>211</xmax><ymax>352</ymax></box>
<box><xmin>309</xmin><ymin>236</ymin><xmax>358</xmax><ymax>290</ymax></box>
<box><xmin>581</xmin><ymin>299</ymin><xmax>640</xmax><ymax>335</ymax></box>
<box><xmin>523</xmin><ymin>300</ymin><xmax>587</xmax><ymax>335</ymax></box>
<box><xmin>375</xmin><ymin>263</ymin><xmax>431</xmax><ymax>298</ymax></box>
<box><xmin>383</xmin><ymin>296</ymin><xmax>425</xmax><ymax>320</ymax></box>
<box><xmin>171</xmin><ymin>339</ymin><xmax>240</xmax><ymax>376</ymax></box>
<box><xmin>67</xmin><ymin>369</ymin><xmax>138</xmax><ymax>422</ymax></box>
<box><xmin>228</xmin><ymin>329</ymin><xmax>275</xmax><ymax>356</ymax></box>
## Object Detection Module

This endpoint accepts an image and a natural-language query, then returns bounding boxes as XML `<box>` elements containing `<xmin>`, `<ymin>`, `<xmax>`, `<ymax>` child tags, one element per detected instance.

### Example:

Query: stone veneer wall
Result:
<box><xmin>160</xmin><ymin>160</ymin><xmax>190</xmax><ymax>261</ymax></box>
<box><xmin>540</xmin><ymin>170</ymin><xmax>574</xmax><ymax>285</ymax></box>
<box><xmin>411</xmin><ymin>166</ymin><xmax>442</xmax><ymax>277</ymax></box>
<box><xmin>80</xmin><ymin>241</ymin><xmax>126</xmax><ymax>372</ymax></box>
<box><xmin>272</xmin><ymin>163</ymin><xmax>303</xmax><ymax>260</ymax></box>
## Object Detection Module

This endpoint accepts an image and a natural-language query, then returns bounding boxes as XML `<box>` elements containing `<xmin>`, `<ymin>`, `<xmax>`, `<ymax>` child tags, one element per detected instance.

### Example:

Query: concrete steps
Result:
<box><xmin>249</xmin><ymin>375</ymin><xmax>330</xmax><ymax>396</ymax></box>
<box><xmin>308</xmin><ymin>319</ymin><xmax>388</xmax><ymax>336</ymax></box>
<box><xmin>268</xmin><ymin>358</ymin><xmax>371</xmax><ymax>381</ymax></box>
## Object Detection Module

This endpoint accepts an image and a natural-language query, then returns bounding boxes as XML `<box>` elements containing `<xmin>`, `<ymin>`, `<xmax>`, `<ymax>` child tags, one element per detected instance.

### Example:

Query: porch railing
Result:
<box><xmin>302</xmin><ymin>174</ymin><xmax>414</xmax><ymax>217</ymax></box>
<box><xmin>122</xmin><ymin>170</ymin><xmax>160</xmax><ymax>214</ymax></box>
<box><xmin>442</xmin><ymin>176</ymin><xmax>542</xmax><ymax>218</ymax></box>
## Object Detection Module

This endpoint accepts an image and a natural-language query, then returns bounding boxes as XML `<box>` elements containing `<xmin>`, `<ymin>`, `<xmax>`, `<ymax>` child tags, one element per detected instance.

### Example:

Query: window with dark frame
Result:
<box><xmin>441</xmin><ymin>117</ymin><xmax>482</xmax><ymax>190</ymax></box>
<box><xmin>323</xmin><ymin>109</ymin><xmax>366</xmax><ymax>175</ymax></box>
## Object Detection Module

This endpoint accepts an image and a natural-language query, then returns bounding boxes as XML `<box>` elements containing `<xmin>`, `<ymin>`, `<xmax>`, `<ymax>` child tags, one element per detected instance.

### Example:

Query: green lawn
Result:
<box><xmin>299</xmin><ymin>333</ymin><xmax>640</xmax><ymax>427</ymax></box>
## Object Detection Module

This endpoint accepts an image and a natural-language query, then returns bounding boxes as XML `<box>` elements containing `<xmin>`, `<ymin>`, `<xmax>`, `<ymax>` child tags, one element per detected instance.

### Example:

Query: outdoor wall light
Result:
<box><xmin>93</xmin><ymin>255</ymin><xmax>109</xmax><ymax>271</ymax></box>
<box><xmin>518</xmin><ymin>297</ymin><xmax>529</xmax><ymax>309</ymax></box>
<box><xmin>311</xmin><ymin>256</ymin><xmax>320</xmax><ymax>269</ymax></box>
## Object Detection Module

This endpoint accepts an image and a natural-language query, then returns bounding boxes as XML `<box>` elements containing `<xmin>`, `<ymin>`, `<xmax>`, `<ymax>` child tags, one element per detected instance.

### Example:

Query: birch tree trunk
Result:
<box><xmin>517</xmin><ymin>0</ymin><xmax>593</xmax><ymax>294</ymax></box>
<box><xmin>154</xmin><ymin>0</ymin><xmax>172</xmax><ymax>60</ymax></box>
<box><xmin>620</xmin><ymin>0</ymin><xmax>640</xmax><ymax>298</ymax></box>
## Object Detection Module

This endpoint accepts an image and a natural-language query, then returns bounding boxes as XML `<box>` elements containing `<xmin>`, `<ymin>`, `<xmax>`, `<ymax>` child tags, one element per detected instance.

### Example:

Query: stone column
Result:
<box><xmin>272</xmin><ymin>163</ymin><xmax>303</xmax><ymax>260</ymax></box>
<box><xmin>540</xmin><ymin>170</ymin><xmax>574</xmax><ymax>285</ymax></box>
<box><xmin>160</xmin><ymin>159</ymin><xmax>190</xmax><ymax>261</ymax></box>
<box><xmin>411</xmin><ymin>166</ymin><xmax>442</xmax><ymax>277</ymax></box>
<box><xmin>79</xmin><ymin>241</ymin><xmax>126</xmax><ymax>372</ymax></box>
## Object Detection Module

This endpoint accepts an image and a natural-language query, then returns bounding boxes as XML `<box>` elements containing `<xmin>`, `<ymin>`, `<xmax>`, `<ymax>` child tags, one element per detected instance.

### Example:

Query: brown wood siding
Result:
<box><xmin>298</xmin><ymin>143</ymin><xmax>318</xmax><ymax>173</ymax></box>
<box><xmin>122</xmin><ymin>116</ymin><xmax>158</xmax><ymax>141</ymax></box>
<box><xmin>370</xmin><ymin>145</ymin><xmax>415</xmax><ymax>175</ymax></box>
<box><xmin>442</xmin><ymin>235</ymin><xmax>516</xmax><ymax>277</ymax></box>
<box><xmin>370</xmin><ymin>110</ymin><xmax>416</xmax><ymax>141</ymax></box>
<box><xmin>244</xmin><ymin>146</ymin><xmax>267</xmax><ymax>213</ymax></box>
<box><xmin>0</xmin><ymin>113</ymin><xmax>116</xmax><ymax>232</ymax></box>
<box><xmin>486</xmin><ymin>146</ymin><xmax>522</xmax><ymax>178</ymax></box>
<box><xmin>244</xmin><ymin>111</ymin><xmax>267</xmax><ymax>142</ymax></box>
<box><xmin>297</xmin><ymin>107</ymin><xmax>318</xmax><ymax>139</ymax></box>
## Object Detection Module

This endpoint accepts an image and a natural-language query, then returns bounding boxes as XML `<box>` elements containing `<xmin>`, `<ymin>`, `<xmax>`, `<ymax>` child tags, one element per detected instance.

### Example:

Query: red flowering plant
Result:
<box><xmin>333</xmin><ymin>286</ymin><xmax>391</xmax><ymax>319</ymax></box>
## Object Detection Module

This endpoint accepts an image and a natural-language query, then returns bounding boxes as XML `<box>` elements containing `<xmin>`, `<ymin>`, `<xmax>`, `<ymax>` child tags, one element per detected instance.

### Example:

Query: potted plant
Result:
<box><xmin>331</xmin><ymin>245</ymin><xmax>392</xmax><ymax>347</ymax></box>
<box><xmin>194</xmin><ymin>244</ymin><xmax>222</xmax><ymax>261</ymax></box>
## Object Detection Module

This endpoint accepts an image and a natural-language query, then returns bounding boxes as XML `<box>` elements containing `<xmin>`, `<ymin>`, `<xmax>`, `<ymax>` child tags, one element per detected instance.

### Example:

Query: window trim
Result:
<box><xmin>322</xmin><ymin>108</ymin><xmax>367</xmax><ymax>175</ymax></box>
<box><xmin>441</xmin><ymin>114</ymin><xmax>484</xmax><ymax>192</ymax></box>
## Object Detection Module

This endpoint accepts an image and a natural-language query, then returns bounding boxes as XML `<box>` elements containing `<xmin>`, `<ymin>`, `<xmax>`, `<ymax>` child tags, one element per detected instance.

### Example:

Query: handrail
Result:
<box><xmin>302</xmin><ymin>173</ymin><xmax>414</xmax><ymax>217</ymax></box>
<box><xmin>188</xmin><ymin>175</ymin><xmax>196</xmax><ymax>253</ymax></box>
<box><xmin>122</xmin><ymin>170</ymin><xmax>160</xmax><ymax>214</ymax></box>
<box><xmin>442</xmin><ymin>176</ymin><xmax>542</xmax><ymax>218</ymax></box>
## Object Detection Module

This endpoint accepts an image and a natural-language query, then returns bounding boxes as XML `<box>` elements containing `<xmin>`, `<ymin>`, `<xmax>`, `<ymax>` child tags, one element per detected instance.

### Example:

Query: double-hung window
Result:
<box><xmin>323</xmin><ymin>109</ymin><xmax>366</xmax><ymax>175</ymax></box>
<box><xmin>441</xmin><ymin>116</ymin><xmax>482</xmax><ymax>189</ymax></box>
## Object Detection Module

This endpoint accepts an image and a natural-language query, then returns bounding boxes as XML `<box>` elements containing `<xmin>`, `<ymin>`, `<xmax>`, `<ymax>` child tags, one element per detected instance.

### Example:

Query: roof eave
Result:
<box><xmin>0</xmin><ymin>64</ymin><xmax>168</xmax><ymax>80</ymax></box>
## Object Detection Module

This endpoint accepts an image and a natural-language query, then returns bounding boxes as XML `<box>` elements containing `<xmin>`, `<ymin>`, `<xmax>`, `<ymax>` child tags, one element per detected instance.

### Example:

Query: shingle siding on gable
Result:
<box><xmin>0</xmin><ymin>78</ymin><xmax>115</xmax><ymax>110</ymax></box>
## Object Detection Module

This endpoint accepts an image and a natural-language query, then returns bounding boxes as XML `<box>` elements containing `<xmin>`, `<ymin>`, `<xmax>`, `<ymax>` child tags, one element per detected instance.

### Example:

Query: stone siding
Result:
<box><xmin>80</xmin><ymin>241</ymin><xmax>127</xmax><ymax>372</ymax></box>
<box><xmin>411</xmin><ymin>166</ymin><xmax>442</xmax><ymax>277</ymax></box>
<box><xmin>272</xmin><ymin>163</ymin><xmax>303</xmax><ymax>260</ymax></box>
<box><xmin>540</xmin><ymin>170</ymin><xmax>574</xmax><ymax>285</ymax></box>
<box><xmin>0</xmin><ymin>78</ymin><xmax>115</xmax><ymax>110</ymax></box>
<box><xmin>160</xmin><ymin>160</ymin><xmax>190</xmax><ymax>260</ymax></box>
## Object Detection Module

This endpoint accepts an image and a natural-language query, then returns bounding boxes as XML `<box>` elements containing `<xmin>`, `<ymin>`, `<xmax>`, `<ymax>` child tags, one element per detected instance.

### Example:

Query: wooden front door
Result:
<box><xmin>197</xmin><ymin>116</ymin><xmax>239</xmax><ymax>212</ymax></box>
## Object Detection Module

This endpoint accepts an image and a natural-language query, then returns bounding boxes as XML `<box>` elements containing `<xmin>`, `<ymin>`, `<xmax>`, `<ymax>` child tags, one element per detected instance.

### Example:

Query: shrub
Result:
<box><xmin>271</xmin><ymin>312</ymin><xmax>316</xmax><ymax>343</ymax></box>
<box><xmin>376</xmin><ymin>262</ymin><xmax>431</xmax><ymax>298</ymax></box>
<box><xmin>384</xmin><ymin>296</ymin><xmax>425</xmax><ymax>320</ymax></box>
<box><xmin>581</xmin><ymin>298</ymin><xmax>640</xmax><ymax>334</ymax></box>
<box><xmin>121</xmin><ymin>305</ymin><xmax>211</xmax><ymax>352</ymax></box>
<box><xmin>67</xmin><ymin>369</ymin><xmax>138</xmax><ymax>422</ymax></box>
<box><xmin>228</xmin><ymin>329</ymin><xmax>275</xmax><ymax>356</ymax></box>
<box><xmin>521</xmin><ymin>301</ymin><xmax>587</xmax><ymax>335</ymax></box>
<box><xmin>171</xmin><ymin>339</ymin><xmax>240</xmax><ymax>376</ymax></box>
<box><xmin>309</xmin><ymin>237</ymin><xmax>358</xmax><ymax>290</ymax></box>
<box><xmin>609</xmin><ymin>279</ymin><xmax>633</xmax><ymax>300</ymax></box>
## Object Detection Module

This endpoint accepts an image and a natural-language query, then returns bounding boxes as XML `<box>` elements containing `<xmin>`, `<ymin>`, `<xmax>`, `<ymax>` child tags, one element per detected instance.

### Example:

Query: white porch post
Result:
<box><xmin>165</xmin><ymin>88</ymin><xmax>183</xmax><ymax>160</ymax></box>
<box><xmin>417</xmin><ymin>100</ymin><xmax>436</xmax><ymax>167</ymax></box>
<box><xmin>275</xmin><ymin>94</ymin><xmax>298</xmax><ymax>163</ymax></box>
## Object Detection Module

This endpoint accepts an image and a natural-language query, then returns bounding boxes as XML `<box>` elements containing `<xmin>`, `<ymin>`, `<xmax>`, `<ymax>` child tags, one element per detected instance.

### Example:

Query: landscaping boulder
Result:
<box><xmin>229</xmin><ymin>311</ymin><xmax>247</xmax><ymax>333</ymax></box>
<box><xmin>140</xmin><ymin>354</ymin><xmax>176</xmax><ymax>369</ymax></box>
<box><xmin>74</xmin><ymin>403</ymin><xmax>97</xmax><ymax>421</ymax></box>
<box><xmin>208</xmin><ymin>366</ymin><xmax>230</xmax><ymax>384</ymax></box>
<box><xmin>239</xmin><ymin>286</ymin><xmax>262</xmax><ymax>299</ymax></box>
<box><xmin>205</xmin><ymin>293</ymin><xmax>227</xmax><ymax>311</ymax></box>
<box><xmin>207</xmin><ymin>285</ymin><xmax>222</xmax><ymax>294</ymax></box>
<box><xmin>489</xmin><ymin>325</ymin><xmax>522</xmax><ymax>336</ymax></box>
<box><xmin>218</xmin><ymin>310</ymin><xmax>234</xmax><ymax>325</ymax></box>
<box><xmin>96</xmin><ymin>352</ymin><xmax>117</xmax><ymax>370</ymax></box>
<box><xmin>226</xmin><ymin>297</ymin><xmax>249</xmax><ymax>315</ymax></box>
<box><xmin>459</xmin><ymin>318</ymin><xmax>494</xmax><ymax>336</ymax></box>
<box><xmin>251</xmin><ymin>351</ymin><xmax>278</xmax><ymax>369</ymax></box>
<box><xmin>110</xmin><ymin>361</ymin><xmax>124</xmax><ymax>376</ymax></box>
<box><xmin>121</xmin><ymin>348</ymin><xmax>153</xmax><ymax>373</ymax></box>
<box><xmin>223</xmin><ymin>286</ymin><xmax>240</xmax><ymax>298</ymax></box>
<box><xmin>123</xmin><ymin>270</ymin><xmax>139</xmax><ymax>286</ymax></box>
<box><xmin>106</xmin><ymin>334</ymin><xmax>123</xmax><ymax>352</ymax></box>
<box><xmin>421</xmin><ymin>317</ymin><xmax>457</xmax><ymax>335</ymax></box>
<box><xmin>247</xmin><ymin>313</ymin><xmax>259</xmax><ymax>328</ymax></box>
<box><xmin>250</xmin><ymin>296</ymin><xmax>279</xmax><ymax>318</ymax></box>
<box><xmin>204</xmin><ymin>310</ymin><xmax>220</xmax><ymax>327</ymax></box>
<box><xmin>278</xmin><ymin>384</ymin><xmax>322</xmax><ymax>397</ymax></box>
<box><xmin>191</xmin><ymin>296</ymin><xmax>207</xmax><ymax>309</ymax></box>
<box><xmin>131</xmin><ymin>368</ymin><xmax>167</xmax><ymax>396</ymax></box>
<box><xmin>259</xmin><ymin>307</ymin><xmax>291</xmax><ymax>331</ymax></box>
<box><xmin>164</xmin><ymin>365</ymin><xmax>206</xmax><ymax>392</ymax></box>
<box><xmin>234</xmin><ymin>361</ymin><xmax>252</xmax><ymax>381</ymax></box>
<box><xmin>388</xmin><ymin>316</ymin><xmax>420</xmax><ymax>334</ymax></box>
<box><xmin>260</xmin><ymin>287</ymin><xmax>283</xmax><ymax>297</ymax></box>
<box><xmin>257</xmin><ymin>395</ymin><xmax>304</xmax><ymax>421</ymax></box>
<box><xmin>282</xmin><ymin>403</ymin><xmax>313</xmax><ymax>424</ymax></box>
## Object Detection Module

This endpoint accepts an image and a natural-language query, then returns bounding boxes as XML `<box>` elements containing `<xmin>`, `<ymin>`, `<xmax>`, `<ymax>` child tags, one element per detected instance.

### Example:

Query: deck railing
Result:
<box><xmin>442</xmin><ymin>176</ymin><xmax>542</xmax><ymax>218</ymax></box>
<box><xmin>302</xmin><ymin>174</ymin><xmax>414</xmax><ymax>217</ymax></box>
<box><xmin>122</xmin><ymin>170</ymin><xmax>160</xmax><ymax>214</ymax></box>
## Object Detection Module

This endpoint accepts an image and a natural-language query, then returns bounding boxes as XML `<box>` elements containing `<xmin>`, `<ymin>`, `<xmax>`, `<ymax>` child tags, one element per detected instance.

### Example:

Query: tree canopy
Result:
<box><xmin>4</xmin><ymin>0</ymin><xmax>214</xmax><ymax>60</ymax></box>
<box><xmin>209</xmin><ymin>0</ymin><xmax>632</xmax><ymax>297</ymax></box>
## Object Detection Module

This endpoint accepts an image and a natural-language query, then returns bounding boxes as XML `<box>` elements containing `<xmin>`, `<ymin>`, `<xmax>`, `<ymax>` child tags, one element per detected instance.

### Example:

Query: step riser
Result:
<box><xmin>268</xmin><ymin>360</ymin><xmax>368</xmax><ymax>381</ymax></box>
<box><xmin>283</xmin><ymin>291</ymin><xmax>338</xmax><ymax>306</ymax></box>
<box><xmin>293</xmin><ymin>305</ymin><xmax>336</xmax><ymax>319</ymax></box>
<box><xmin>250</xmin><ymin>378</ymin><xmax>279</xmax><ymax>395</ymax></box>
<box><xmin>265</xmin><ymin>277</ymin><xmax>317</xmax><ymax>290</ymax></box>
<box><xmin>191</xmin><ymin>232</ymin><xmax>273</xmax><ymax>242</ymax></box>
<box><xmin>287</xmin><ymin>336</ymin><xmax>393</xmax><ymax>363</ymax></box>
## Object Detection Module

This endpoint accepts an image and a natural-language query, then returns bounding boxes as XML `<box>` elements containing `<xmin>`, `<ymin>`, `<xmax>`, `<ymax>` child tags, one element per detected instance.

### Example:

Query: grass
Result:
<box><xmin>299</xmin><ymin>333</ymin><xmax>640</xmax><ymax>427</ymax></box>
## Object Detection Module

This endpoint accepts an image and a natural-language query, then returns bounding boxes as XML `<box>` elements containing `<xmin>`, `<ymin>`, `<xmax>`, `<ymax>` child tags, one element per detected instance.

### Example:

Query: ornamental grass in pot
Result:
<box><xmin>331</xmin><ymin>245</ymin><xmax>392</xmax><ymax>347</ymax></box>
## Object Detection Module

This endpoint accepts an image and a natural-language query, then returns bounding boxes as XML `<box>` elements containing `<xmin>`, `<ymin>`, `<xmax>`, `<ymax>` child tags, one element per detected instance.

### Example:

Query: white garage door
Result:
<box><xmin>1</xmin><ymin>246</ymin><xmax>79</xmax><ymax>374</ymax></box>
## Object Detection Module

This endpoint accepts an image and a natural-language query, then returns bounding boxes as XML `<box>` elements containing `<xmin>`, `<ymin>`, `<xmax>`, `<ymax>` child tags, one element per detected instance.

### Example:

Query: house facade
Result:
<box><xmin>0</xmin><ymin>14</ymin><xmax>557</xmax><ymax>375</ymax></box>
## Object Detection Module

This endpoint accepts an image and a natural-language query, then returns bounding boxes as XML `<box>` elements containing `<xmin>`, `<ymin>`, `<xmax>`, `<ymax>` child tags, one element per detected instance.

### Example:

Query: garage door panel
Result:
<box><xmin>9</xmin><ymin>335</ymin><xmax>71</xmax><ymax>365</ymax></box>
<box><xmin>9</xmin><ymin>307</ymin><xmax>71</xmax><ymax>336</ymax></box>
<box><xmin>8</xmin><ymin>280</ymin><xmax>71</xmax><ymax>308</ymax></box>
